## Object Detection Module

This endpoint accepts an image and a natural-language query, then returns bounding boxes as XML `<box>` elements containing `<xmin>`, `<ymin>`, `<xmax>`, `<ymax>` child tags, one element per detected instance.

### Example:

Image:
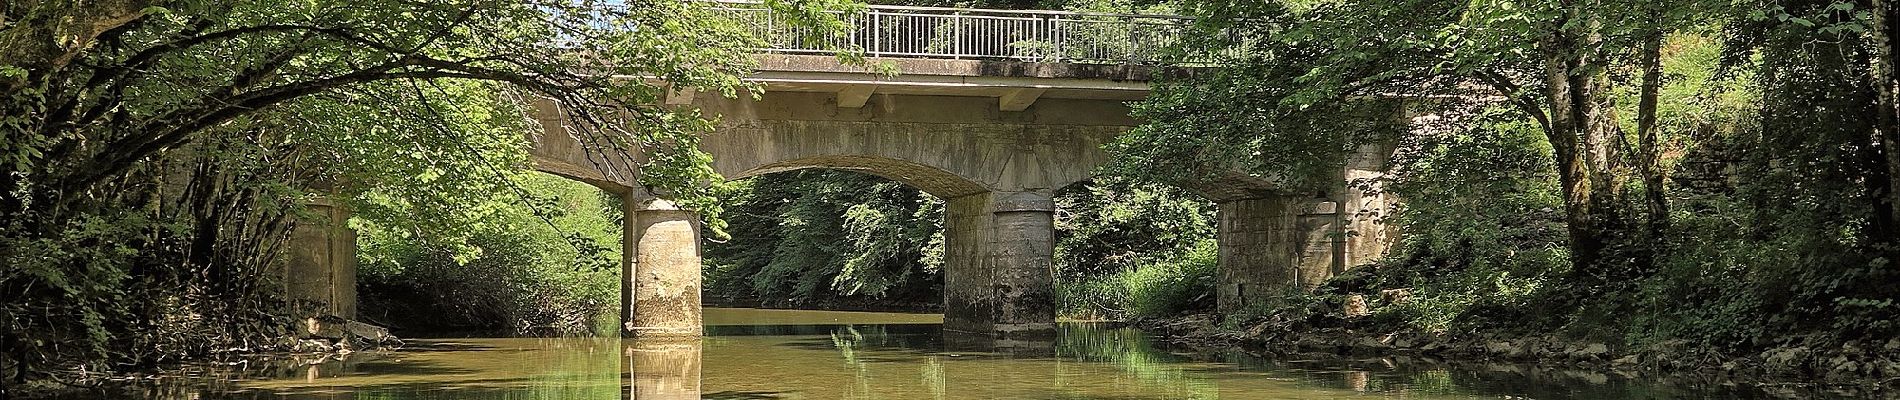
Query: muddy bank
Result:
<box><xmin>1136</xmin><ymin>313</ymin><xmax>1900</xmax><ymax>399</ymax></box>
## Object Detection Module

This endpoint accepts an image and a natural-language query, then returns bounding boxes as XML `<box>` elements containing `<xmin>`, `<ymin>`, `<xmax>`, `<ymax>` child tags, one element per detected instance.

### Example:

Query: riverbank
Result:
<box><xmin>5</xmin><ymin>316</ymin><xmax>402</xmax><ymax>400</ymax></box>
<box><xmin>1135</xmin><ymin>313</ymin><xmax>1900</xmax><ymax>398</ymax></box>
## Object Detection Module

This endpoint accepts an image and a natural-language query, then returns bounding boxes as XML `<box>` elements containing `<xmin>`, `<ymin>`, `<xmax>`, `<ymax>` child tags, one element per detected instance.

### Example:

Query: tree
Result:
<box><xmin>1117</xmin><ymin>0</ymin><xmax>1723</xmax><ymax>285</ymax></box>
<box><xmin>1</xmin><ymin>0</ymin><xmax>847</xmax><ymax>380</ymax></box>
<box><xmin>1864</xmin><ymin>0</ymin><xmax>1900</xmax><ymax>229</ymax></box>
<box><xmin>704</xmin><ymin>170</ymin><xmax>946</xmax><ymax>307</ymax></box>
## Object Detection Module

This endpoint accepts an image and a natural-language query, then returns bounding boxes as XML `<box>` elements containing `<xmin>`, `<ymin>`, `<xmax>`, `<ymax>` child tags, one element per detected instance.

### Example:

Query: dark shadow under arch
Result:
<box><xmin>728</xmin><ymin>155</ymin><xmax>993</xmax><ymax>199</ymax></box>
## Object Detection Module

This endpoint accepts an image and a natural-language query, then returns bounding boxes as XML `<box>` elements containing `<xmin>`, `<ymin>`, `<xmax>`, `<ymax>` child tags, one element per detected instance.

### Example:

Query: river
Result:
<box><xmin>98</xmin><ymin>308</ymin><xmax>1858</xmax><ymax>399</ymax></box>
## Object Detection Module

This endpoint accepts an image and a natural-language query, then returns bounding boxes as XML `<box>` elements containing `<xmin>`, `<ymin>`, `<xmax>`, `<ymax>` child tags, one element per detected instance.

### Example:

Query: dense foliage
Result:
<box><xmin>1126</xmin><ymin>0</ymin><xmax>1900</xmax><ymax>357</ymax></box>
<box><xmin>704</xmin><ymin>171</ymin><xmax>1218</xmax><ymax>318</ymax></box>
<box><xmin>356</xmin><ymin>173</ymin><xmax>623</xmax><ymax>336</ymax></box>
<box><xmin>704</xmin><ymin>170</ymin><xmax>947</xmax><ymax>308</ymax></box>
<box><xmin>1053</xmin><ymin>177</ymin><xmax>1218</xmax><ymax>319</ymax></box>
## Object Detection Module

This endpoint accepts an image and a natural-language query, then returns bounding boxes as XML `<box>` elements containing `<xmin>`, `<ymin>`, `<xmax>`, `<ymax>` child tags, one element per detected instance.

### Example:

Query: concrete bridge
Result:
<box><xmin>283</xmin><ymin>3</ymin><xmax>1396</xmax><ymax>338</ymax></box>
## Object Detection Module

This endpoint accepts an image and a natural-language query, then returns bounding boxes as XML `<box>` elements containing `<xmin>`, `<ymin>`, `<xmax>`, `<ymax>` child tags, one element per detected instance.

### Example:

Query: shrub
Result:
<box><xmin>1062</xmin><ymin>239</ymin><xmax>1218</xmax><ymax>319</ymax></box>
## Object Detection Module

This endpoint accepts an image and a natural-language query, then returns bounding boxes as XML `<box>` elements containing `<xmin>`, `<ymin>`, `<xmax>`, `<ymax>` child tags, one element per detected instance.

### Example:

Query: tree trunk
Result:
<box><xmin>1635</xmin><ymin>26</ymin><xmax>1669</xmax><ymax>234</ymax></box>
<box><xmin>1542</xmin><ymin>1</ymin><xmax>1634</xmax><ymax>278</ymax></box>
<box><xmin>1871</xmin><ymin>0</ymin><xmax>1900</xmax><ymax>238</ymax></box>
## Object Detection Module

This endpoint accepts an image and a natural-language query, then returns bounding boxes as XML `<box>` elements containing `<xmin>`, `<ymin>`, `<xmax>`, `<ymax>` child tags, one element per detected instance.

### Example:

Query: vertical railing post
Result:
<box><xmin>952</xmin><ymin>11</ymin><xmax>964</xmax><ymax>59</ymax></box>
<box><xmin>1125</xmin><ymin>16</ymin><xmax>1137</xmax><ymax>64</ymax></box>
<box><xmin>871</xmin><ymin>10</ymin><xmax>881</xmax><ymax>57</ymax></box>
<box><xmin>1051</xmin><ymin>15</ymin><xmax>1063</xmax><ymax>63</ymax></box>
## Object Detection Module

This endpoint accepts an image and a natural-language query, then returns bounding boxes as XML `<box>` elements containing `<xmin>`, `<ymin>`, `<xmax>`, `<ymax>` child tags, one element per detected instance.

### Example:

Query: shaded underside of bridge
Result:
<box><xmin>283</xmin><ymin>52</ymin><xmax>1397</xmax><ymax>337</ymax></box>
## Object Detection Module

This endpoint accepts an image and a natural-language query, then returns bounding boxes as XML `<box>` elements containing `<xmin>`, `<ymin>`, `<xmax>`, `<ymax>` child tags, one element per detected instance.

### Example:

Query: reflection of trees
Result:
<box><xmin>921</xmin><ymin>356</ymin><xmax>948</xmax><ymax>400</ymax></box>
<box><xmin>807</xmin><ymin>323</ymin><xmax>1222</xmax><ymax>399</ymax></box>
<box><xmin>134</xmin><ymin>326</ymin><xmax>1795</xmax><ymax>399</ymax></box>
<box><xmin>830</xmin><ymin>326</ymin><xmax>875</xmax><ymax>400</ymax></box>
<box><xmin>148</xmin><ymin>339</ymin><xmax>633</xmax><ymax>399</ymax></box>
<box><xmin>1053</xmin><ymin>324</ymin><xmax>1217</xmax><ymax>398</ymax></box>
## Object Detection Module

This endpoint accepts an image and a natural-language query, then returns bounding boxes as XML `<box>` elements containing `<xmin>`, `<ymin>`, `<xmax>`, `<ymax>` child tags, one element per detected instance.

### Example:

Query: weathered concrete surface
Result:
<box><xmin>942</xmin><ymin>192</ymin><xmax>1058</xmax><ymax>336</ymax></box>
<box><xmin>1214</xmin><ymin>195</ymin><xmax>1359</xmax><ymax>311</ymax></box>
<box><xmin>696</xmin><ymin>91</ymin><xmax>1129</xmax><ymax>197</ymax></box>
<box><xmin>1293</xmin><ymin>197</ymin><xmax>1346</xmax><ymax>290</ymax></box>
<box><xmin>943</xmin><ymin>194</ymin><xmax>995</xmax><ymax>333</ymax></box>
<box><xmin>1215</xmin><ymin>196</ymin><xmax>1298</xmax><ymax>312</ymax></box>
<box><xmin>1214</xmin><ymin>142</ymin><xmax>1398</xmax><ymax>312</ymax></box>
<box><xmin>987</xmin><ymin>192</ymin><xmax>1058</xmax><ymax>336</ymax></box>
<box><xmin>623</xmin><ymin>196</ymin><xmax>704</xmax><ymax>338</ymax></box>
<box><xmin>524</xmin><ymin>97</ymin><xmax>640</xmax><ymax>192</ymax></box>
<box><xmin>284</xmin><ymin>197</ymin><xmax>357</xmax><ymax>319</ymax></box>
<box><xmin>1340</xmin><ymin>141</ymin><xmax>1398</xmax><ymax>270</ymax></box>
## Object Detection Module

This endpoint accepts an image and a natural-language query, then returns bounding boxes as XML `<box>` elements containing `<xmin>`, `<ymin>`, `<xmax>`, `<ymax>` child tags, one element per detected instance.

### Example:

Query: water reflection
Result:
<box><xmin>625</xmin><ymin>338</ymin><xmax>698</xmax><ymax>400</ymax></box>
<box><xmin>91</xmin><ymin>308</ymin><xmax>1869</xmax><ymax>399</ymax></box>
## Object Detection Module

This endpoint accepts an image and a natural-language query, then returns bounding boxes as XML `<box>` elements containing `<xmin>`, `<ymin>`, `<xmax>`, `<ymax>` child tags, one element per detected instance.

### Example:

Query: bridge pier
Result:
<box><xmin>1215</xmin><ymin>196</ymin><xmax>1295</xmax><ymax>311</ymax></box>
<box><xmin>1213</xmin><ymin>195</ymin><xmax>1346</xmax><ymax>311</ymax></box>
<box><xmin>284</xmin><ymin>196</ymin><xmax>357</xmax><ymax>319</ymax></box>
<box><xmin>621</xmin><ymin>195</ymin><xmax>704</xmax><ymax>338</ymax></box>
<box><xmin>1215</xmin><ymin>142</ymin><xmax>1395</xmax><ymax>312</ymax></box>
<box><xmin>944</xmin><ymin>191</ymin><xmax>1058</xmax><ymax>336</ymax></box>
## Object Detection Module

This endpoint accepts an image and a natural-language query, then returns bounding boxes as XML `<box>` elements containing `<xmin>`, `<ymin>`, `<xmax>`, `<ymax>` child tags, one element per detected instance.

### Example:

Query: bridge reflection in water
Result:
<box><xmin>624</xmin><ymin>338</ymin><xmax>698</xmax><ymax>400</ymax></box>
<box><xmin>111</xmin><ymin>308</ymin><xmax>1819</xmax><ymax>400</ymax></box>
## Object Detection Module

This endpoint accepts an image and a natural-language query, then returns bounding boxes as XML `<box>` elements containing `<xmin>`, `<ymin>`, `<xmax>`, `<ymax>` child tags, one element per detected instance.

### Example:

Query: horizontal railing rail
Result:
<box><xmin>707</xmin><ymin>1</ymin><xmax>1195</xmax><ymax>65</ymax></box>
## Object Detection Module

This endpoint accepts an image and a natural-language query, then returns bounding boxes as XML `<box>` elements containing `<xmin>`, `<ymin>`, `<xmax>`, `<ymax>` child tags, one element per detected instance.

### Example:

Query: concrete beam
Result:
<box><xmin>524</xmin><ymin>96</ymin><xmax>642</xmax><ymax>192</ymax></box>
<box><xmin>695</xmin><ymin>92</ymin><xmax>1130</xmax><ymax>197</ymax></box>
<box><xmin>998</xmin><ymin>88</ymin><xmax>1046</xmax><ymax>112</ymax></box>
<box><xmin>836</xmin><ymin>84</ymin><xmax>875</xmax><ymax>108</ymax></box>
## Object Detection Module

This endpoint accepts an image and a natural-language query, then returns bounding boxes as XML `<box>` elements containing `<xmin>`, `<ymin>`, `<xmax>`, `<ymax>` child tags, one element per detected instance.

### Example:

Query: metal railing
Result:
<box><xmin>711</xmin><ymin>2</ymin><xmax>1194</xmax><ymax>64</ymax></box>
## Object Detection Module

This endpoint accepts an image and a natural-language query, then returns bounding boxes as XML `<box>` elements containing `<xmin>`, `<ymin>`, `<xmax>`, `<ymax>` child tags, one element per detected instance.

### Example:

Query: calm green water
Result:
<box><xmin>104</xmin><ymin>308</ymin><xmax>1856</xmax><ymax>399</ymax></box>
